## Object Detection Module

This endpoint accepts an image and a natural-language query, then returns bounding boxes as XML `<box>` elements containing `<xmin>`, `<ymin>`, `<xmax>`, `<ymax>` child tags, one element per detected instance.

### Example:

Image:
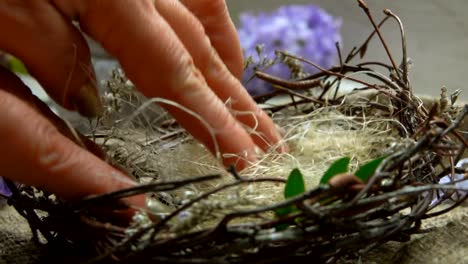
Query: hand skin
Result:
<box><xmin>0</xmin><ymin>0</ymin><xmax>284</xmax><ymax>203</ymax></box>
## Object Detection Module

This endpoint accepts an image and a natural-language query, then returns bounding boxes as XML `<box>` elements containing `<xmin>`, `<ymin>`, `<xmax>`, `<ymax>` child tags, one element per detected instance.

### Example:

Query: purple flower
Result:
<box><xmin>0</xmin><ymin>176</ymin><xmax>12</xmax><ymax>198</ymax></box>
<box><xmin>431</xmin><ymin>158</ymin><xmax>468</xmax><ymax>205</ymax></box>
<box><xmin>238</xmin><ymin>5</ymin><xmax>342</xmax><ymax>96</ymax></box>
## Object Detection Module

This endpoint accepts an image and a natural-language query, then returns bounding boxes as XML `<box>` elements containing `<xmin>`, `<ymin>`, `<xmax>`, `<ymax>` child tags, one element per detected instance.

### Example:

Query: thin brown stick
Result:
<box><xmin>357</xmin><ymin>0</ymin><xmax>402</xmax><ymax>81</ymax></box>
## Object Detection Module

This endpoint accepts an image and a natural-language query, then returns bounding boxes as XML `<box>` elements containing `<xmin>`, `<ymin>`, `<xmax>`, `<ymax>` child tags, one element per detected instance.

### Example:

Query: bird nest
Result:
<box><xmin>3</xmin><ymin>1</ymin><xmax>467</xmax><ymax>263</ymax></box>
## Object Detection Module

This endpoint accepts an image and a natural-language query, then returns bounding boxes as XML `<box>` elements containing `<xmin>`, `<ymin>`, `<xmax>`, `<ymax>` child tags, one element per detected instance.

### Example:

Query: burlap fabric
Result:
<box><xmin>362</xmin><ymin>206</ymin><xmax>468</xmax><ymax>264</ymax></box>
<box><xmin>1</xmin><ymin>203</ymin><xmax>466</xmax><ymax>263</ymax></box>
<box><xmin>0</xmin><ymin>205</ymin><xmax>44</xmax><ymax>264</ymax></box>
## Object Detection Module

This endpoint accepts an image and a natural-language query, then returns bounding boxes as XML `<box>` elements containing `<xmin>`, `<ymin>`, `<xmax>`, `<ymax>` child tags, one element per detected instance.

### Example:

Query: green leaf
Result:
<box><xmin>275</xmin><ymin>168</ymin><xmax>305</xmax><ymax>219</ymax></box>
<box><xmin>320</xmin><ymin>157</ymin><xmax>351</xmax><ymax>184</ymax></box>
<box><xmin>8</xmin><ymin>56</ymin><xmax>28</xmax><ymax>74</ymax></box>
<box><xmin>284</xmin><ymin>168</ymin><xmax>306</xmax><ymax>199</ymax></box>
<box><xmin>274</xmin><ymin>205</ymin><xmax>298</xmax><ymax>231</ymax></box>
<box><xmin>275</xmin><ymin>206</ymin><xmax>294</xmax><ymax>217</ymax></box>
<box><xmin>275</xmin><ymin>223</ymin><xmax>290</xmax><ymax>231</ymax></box>
<box><xmin>355</xmin><ymin>156</ymin><xmax>387</xmax><ymax>182</ymax></box>
<box><xmin>294</xmin><ymin>216</ymin><xmax>306</xmax><ymax>225</ymax></box>
<box><xmin>274</xmin><ymin>168</ymin><xmax>306</xmax><ymax>230</ymax></box>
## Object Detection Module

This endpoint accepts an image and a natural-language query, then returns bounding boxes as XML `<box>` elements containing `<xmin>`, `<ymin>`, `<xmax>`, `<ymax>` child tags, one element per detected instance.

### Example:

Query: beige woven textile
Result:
<box><xmin>0</xmin><ymin>205</ymin><xmax>44</xmax><ymax>264</ymax></box>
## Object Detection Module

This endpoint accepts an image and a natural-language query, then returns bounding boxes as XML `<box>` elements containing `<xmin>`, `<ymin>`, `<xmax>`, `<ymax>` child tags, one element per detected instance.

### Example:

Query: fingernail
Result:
<box><xmin>74</xmin><ymin>82</ymin><xmax>102</xmax><ymax>118</ymax></box>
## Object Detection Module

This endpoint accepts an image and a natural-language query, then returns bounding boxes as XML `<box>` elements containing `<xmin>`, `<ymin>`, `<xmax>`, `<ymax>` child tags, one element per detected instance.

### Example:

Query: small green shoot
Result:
<box><xmin>275</xmin><ymin>168</ymin><xmax>306</xmax><ymax>230</ymax></box>
<box><xmin>354</xmin><ymin>156</ymin><xmax>387</xmax><ymax>182</ymax></box>
<box><xmin>8</xmin><ymin>56</ymin><xmax>28</xmax><ymax>74</ymax></box>
<box><xmin>320</xmin><ymin>157</ymin><xmax>351</xmax><ymax>184</ymax></box>
<box><xmin>284</xmin><ymin>168</ymin><xmax>306</xmax><ymax>199</ymax></box>
<box><xmin>274</xmin><ymin>155</ymin><xmax>386</xmax><ymax>231</ymax></box>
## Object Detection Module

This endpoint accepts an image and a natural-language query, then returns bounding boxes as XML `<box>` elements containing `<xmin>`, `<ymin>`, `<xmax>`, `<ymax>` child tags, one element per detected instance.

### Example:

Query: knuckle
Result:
<box><xmin>34</xmin><ymin>119</ymin><xmax>80</xmax><ymax>174</ymax></box>
<box><xmin>206</xmin><ymin>45</ymin><xmax>227</xmax><ymax>76</ymax></box>
<box><xmin>172</xmin><ymin>54</ymin><xmax>205</xmax><ymax>89</ymax></box>
<box><xmin>190</xmin><ymin>16</ymin><xmax>208</xmax><ymax>36</ymax></box>
<box><xmin>208</xmin><ymin>99</ymin><xmax>239</xmax><ymax>133</ymax></box>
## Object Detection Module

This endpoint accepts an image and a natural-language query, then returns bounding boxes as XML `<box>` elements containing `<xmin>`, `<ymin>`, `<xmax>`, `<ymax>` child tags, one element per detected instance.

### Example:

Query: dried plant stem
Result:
<box><xmin>74</xmin><ymin>174</ymin><xmax>222</xmax><ymax>211</ymax></box>
<box><xmin>357</xmin><ymin>0</ymin><xmax>402</xmax><ymax>82</ymax></box>
<box><xmin>384</xmin><ymin>9</ymin><xmax>410</xmax><ymax>88</ymax></box>
<box><xmin>255</xmin><ymin>71</ymin><xmax>322</xmax><ymax>90</ymax></box>
<box><xmin>279</xmin><ymin>51</ymin><xmax>404</xmax><ymax>103</ymax></box>
<box><xmin>345</xmin><ymin>16</ymin><xmax>391</xmax><ymax>63</ymax></box>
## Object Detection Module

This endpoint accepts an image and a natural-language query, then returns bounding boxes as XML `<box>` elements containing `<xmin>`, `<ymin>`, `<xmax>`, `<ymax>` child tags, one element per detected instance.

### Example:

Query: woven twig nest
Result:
<box><xmin>3</xmin><ymin>2</ymin><xmax>467</xmax><ymax>263</ymax></box>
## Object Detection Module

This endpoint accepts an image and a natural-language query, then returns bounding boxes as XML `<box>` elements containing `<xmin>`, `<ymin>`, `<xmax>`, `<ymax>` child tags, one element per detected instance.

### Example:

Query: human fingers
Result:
<box><xmin>180</xmin><ymin>0</ymin><xmax>244</xmax><ymax>80</ymax></box>
<box><xmin>0</xmin><ymin>1</ymin><xmax>102</xmax><ymax>117</ymax></box>
<box><xmin>0</xmin><ymin>67</ymin><xmax>140</xmax><ymax>203</ymax></box>
<box><xmin>153</xmin><ymin>0</ymin><xmax>285</xmax><ymax>152</ymax></box>
<box><xmin>56</xmin><ymin>0</ymin><xmax>262</xmax><ymax>168</ymax></box>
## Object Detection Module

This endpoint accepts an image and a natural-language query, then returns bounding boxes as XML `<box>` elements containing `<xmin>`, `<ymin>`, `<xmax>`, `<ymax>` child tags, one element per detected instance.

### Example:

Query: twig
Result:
<box><xmin>255</xmin><ymin>71</ymin><xmax>322</xmax><ymax>91</ymax></box>
<box><xmin>345</xmin><ymin>16</ymin><xmax>391</xmax><ymax>63</ymax></box>
<box><xmin>74</xmin><ymin>174</ymin><xmax>221</xmax><ymax>211</ymax></box>
<box><xmin>384</xmin><ymin>9</ymin><xmax>410</xmax><ymax>88</ymax></box>
<box><xmin>357</xmin><ymin>0</ymin><xmax>402</xmax><ymax>81</ymax></box>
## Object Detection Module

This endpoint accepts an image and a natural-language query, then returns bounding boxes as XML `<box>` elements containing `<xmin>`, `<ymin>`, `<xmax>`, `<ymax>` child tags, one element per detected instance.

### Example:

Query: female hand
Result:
<box><xmin>0</xmin><ymin>0</ymin><xmax>283</xmax><ymax>201</ymax></box>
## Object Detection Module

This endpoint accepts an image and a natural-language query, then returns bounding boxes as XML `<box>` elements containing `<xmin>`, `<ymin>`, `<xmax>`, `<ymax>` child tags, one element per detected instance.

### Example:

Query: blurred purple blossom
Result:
<box><xmin>238</xmin><ymin>5</ymin><xmax>342</xmax><ymax>96</ymax></box>
<box><xmin>431</xmin><ymin>158</ymin><xmax>468</xmax><ymax>206</ymax></box>
<box><xmin>0</xmin><ymin>176</ymin><xmax>12</xmax><ymax>198</ymax></box>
